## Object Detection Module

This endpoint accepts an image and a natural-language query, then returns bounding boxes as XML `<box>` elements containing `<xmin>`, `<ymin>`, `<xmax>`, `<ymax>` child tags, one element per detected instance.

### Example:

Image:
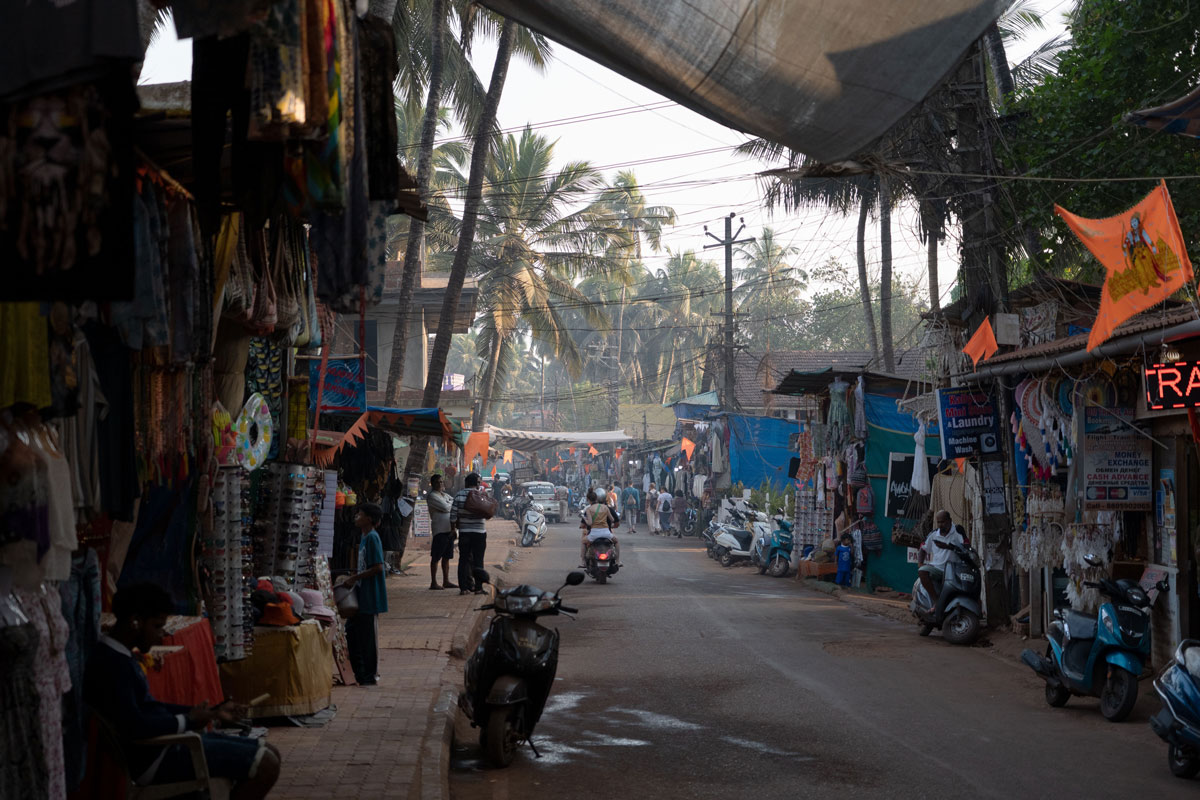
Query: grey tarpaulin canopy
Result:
<box><xmin>478</xmin><ymin>0</ymin><xmax>1006</xmax><ymax>161</ymax></box>
<box><xmin>485</xmin><ymin>425</ymin><xmax>632</xmax><ymax>453</ymax></box>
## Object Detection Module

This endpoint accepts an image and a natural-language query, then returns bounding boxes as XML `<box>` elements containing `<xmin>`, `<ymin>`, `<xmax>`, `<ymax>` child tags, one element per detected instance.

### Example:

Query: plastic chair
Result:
<box><xmin>89</xmin><ymin>710</ymin><xmax>232</xmax><ymax>800</ymax></box>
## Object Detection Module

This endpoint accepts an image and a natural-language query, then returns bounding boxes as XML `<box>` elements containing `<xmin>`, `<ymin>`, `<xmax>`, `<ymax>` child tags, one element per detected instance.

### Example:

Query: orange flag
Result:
<box><xmin>587</xmin><ymin>444</ymin><xmax>600</xmax><ymax>457</ymax></box>
<box><xmin>962</xmin><ymin>316</ymin><xmax>999</xmax><ymax>368</ymax></box>
<box><xmin>954</xmin><ymin>457</ymin><xmax>967</xmax><ymax>474</ymax></box>
<box><xmin>1056</xmin><ymin>181</ymin><xmax>1194</xmax><ymax>352</ymax></box>
<box><xmin>680</xmin><ymin>437</ymin><xmax>696</xmax><ymax>458</ymax></box>
<box><xmin>464</xmin><ymin>432</ymin><xmax>489</xmax><ymax>468</ymax></box>
<box><xmin>502</xmin><ymin>449</ymin><xmax>514</xmax><ymax>465</ymax></box>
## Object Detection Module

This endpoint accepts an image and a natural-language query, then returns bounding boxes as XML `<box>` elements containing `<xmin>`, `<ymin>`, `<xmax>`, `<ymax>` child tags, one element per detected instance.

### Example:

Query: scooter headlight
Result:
<box><xmin>1101</xmin><ymin>608</ymin><xmax>1116</xmax><ymax>637</ymax></box>
<box><xmin>532</xmin><ymin>596</ymin><xmax>556</xmax><ymax>613</ymax></box>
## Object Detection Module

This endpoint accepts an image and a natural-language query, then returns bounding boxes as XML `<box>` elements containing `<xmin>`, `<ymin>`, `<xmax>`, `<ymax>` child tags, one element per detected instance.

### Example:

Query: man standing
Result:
<box><xmin>426</xmin><ymin>474</ymin><xmax>457</xmax><ymax>591</ymax></box>
<box><xmin>451</xmin><ymin>472</ymin><xmax>488</xmax><ymax>595</ymax></box>
<box><xmin>621</xmin><ymin>481</ymin><xmax>641</xmax><ymax>534</ymax></box>
<box><xmin>918</xmin><ymin>509</ymin><xmax>963</xmax><ymax>612</ymax></box>
<box><xmin>342</xmin><ymin>503</ymin><xmax>388</xmax><ymax>686</ymax></box>
<box><xmin>657</xmin><ymin>487</ymin><xmax>673</xmax><ymax>535</ymax></box>
<box><xmin>647</xmin><ymin>482</ymin><xmax>659</xmax><ymax>534</ymax></box>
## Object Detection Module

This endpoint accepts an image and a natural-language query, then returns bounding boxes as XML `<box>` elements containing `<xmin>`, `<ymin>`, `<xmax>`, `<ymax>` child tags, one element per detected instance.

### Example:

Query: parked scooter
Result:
<box><xmin>461</xmin><ymin>570</ymin><xmax>584</xmax><ymax>767</ymax></box>
<box><xmin>519</xmin><ymin>504</ymin><xmax>547</xmax><ymax>548</ymax></box>
<box><xmin>909</xmin><ymin>537</ymin><xmax>983</xmax><ymax>645</ymax></box>
<box><xmin>751</xmin><ymin>512</ymin><xmax>794</xmax><ymax>577</ymax></box>
<box><xmin>1020</xmin><ymin>554</ymin><xmax>1157</xmax><ymax>722</ymax></box>
<box><xmin>713</xmin><ymin>507</ymin><xmax>769</xmax><ymax>568</ymax></box>
<box><xmin>584</xmin><ymin>535</ymin><xmax>619</xmax><ymax>584</ymax></box>
<box><xmin>1151</xmin><ymin>635</ymin><xmax>1200</xmax><ymax>778</ymax></box>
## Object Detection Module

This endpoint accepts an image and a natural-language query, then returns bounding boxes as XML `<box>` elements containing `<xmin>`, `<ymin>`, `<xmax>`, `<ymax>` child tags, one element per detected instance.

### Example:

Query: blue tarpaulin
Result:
<box><xmin>724</xmin><ymin>414</ymin><xmax>798</xmax><ymax>491</ymax></box>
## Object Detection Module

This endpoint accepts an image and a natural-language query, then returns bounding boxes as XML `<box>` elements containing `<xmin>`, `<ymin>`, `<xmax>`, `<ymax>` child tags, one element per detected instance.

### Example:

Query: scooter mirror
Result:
<box><xmin>565</xmin><ymin>571</ymin><xmax>585</xmax><ymax>586</ymax></box>
<box><xmin>1082</xmin><ymin>553</ymin><xmax>1103</xmax><ymax>567</ymax></box>
<box><xmin>1159</xmin><ymin>577</ymin><xmax>1171</xmax><ymax>593</ymax></box>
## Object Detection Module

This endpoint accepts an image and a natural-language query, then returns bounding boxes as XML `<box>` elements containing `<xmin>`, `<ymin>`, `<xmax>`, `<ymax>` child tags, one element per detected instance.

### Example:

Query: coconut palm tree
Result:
<box><xmin>637</xmin><ymin>251</ymin><xmax>722</xmax><ymax>404</ymax></box>
<box><xmin>735</xmin><ymin>227</ymin><xmax>804</xmax><ymax>353</ymax></box>
<box><xmin>467</xmin><ymin>127</ymin><xmax>621</xmax><ymax>431</ymax></box>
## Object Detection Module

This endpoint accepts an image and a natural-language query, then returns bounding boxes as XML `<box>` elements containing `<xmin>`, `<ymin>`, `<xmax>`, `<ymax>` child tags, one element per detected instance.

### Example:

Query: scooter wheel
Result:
<box><xmin>1044</xmin><ymin>681</ymin><xmax>1070</xmax><ymax>707</ymax></box>
<box><xmin>1169</xmin><ymin>743</ymin><xmax>1200</xmax><ymax>778</ymax></box>
<box><xmin>596</xmin><ymin>572</ymin><xmax>607</xmax><ymax>585</ymax></box>
<box><xmin>485</xmin><ymin>706</ymin><xmax>521</xmax><ymax>768</ymax></box>
<box><xmin>768</xmin><ymin>555</ymin><xmax>790</xmax><ymax>578</ymax></box>
<box><xmin>942</xmin><ymin>609</ymin><xmax>980</xmax><ymax>646</ymax></box>
<box><xmin>1101</xmin><ymin>666</ymin><xmax>1138</xmax><ymax>722</ymax></box>
<box><xmin>719</xmin><ymin>552</ymin><xmax>734</xmax><ymax>568</ymax></box>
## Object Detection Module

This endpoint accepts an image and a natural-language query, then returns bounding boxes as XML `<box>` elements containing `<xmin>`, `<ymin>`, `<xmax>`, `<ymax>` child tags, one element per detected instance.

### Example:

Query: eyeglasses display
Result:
<box><xmin>203</xmin><ymin>466</ymin><xmax>256</xmax><ymax>662</ymax></box>
<box><xmin>253</xmin><ymin>462</ymin><xmax>326</xmax><ymax>588</ymax></box>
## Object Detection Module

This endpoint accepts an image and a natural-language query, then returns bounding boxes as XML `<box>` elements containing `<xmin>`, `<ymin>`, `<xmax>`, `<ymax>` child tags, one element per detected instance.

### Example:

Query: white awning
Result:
<box><xmin>479</xmin><ymin>0</ymin><xmax>1004</xmax><ymax>162</ymax></box>
<box><xmin>485</xmin><ymin>426</ymin><xmax>632</xmax><ymax>453</ymax></box>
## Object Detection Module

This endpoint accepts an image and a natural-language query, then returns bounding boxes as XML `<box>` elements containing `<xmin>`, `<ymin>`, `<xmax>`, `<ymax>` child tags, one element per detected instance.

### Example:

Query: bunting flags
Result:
<box><xmin>680</xmin><ymin>437</ymin><xmax>696</xmax><ymax>458</ymax></box>
<box><xmin>588</xmin><ymin>444</ymin><xmax>599</xmax><ymax>457</ymax></box>
<box><xmin>962</xmin><ymin>316</ymin><xmax>999</xmax><ymax>368</ymax></box>
<box><xmin>1056</xmin><ymin>181</ymin><xmax>1194</xmax><ymax>352</ymax></box>
<box><xmin>464</xmin><ymin>432</ymin><xmax>489</xmax><ymax>468</ymax></box>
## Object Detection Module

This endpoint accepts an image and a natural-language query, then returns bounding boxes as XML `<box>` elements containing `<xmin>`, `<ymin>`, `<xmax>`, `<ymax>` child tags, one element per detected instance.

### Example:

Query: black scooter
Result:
<box><xmin>460</xmin><ymin>570</ymin><xmax>585</xmax><ymax>767</ymax></box>
<box><xmin>908</xmin><ymin>538</ymin><xmax>984</xmax><ymax>645</ymax></box>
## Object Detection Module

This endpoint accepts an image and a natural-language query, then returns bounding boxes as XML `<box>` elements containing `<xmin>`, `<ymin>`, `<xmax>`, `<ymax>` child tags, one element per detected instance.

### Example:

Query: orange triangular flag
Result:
<box><xmin>954</xmin><ymin>457</ymin><xmax>967</xmax><ymax>474</ymax></box>
<box><xmin>962</xmin><ymin>316</ymin><xmax>999</xmax><ymax>368</ymax></box>
<box><xmin>1057</xmin><ymin>181</ymin><xmax>1194</xmax><ymax>352</ymax></box>
<box><xmin>464</xmin><ymin>432</ymin><xmax>489</xmax><ymax>467</ymax></box>
<box><xmin>680</xmin><ymin>437</ymin><xmax>696</xmax><ymax>458</ymax></box>
<box><xmin>502</xmin><ymin>449</ymin><xmax>513</xmax><ymax>465</ymax></box>
<box><xmin>588</xmin><ymin>444</ymin><xmax>600</xmax><ymax>457</ymax></box>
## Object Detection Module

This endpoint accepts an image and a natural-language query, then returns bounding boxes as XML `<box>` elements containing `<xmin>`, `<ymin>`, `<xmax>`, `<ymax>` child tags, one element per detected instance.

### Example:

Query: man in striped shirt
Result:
<box><xmin>451</xmin><ymin>472</ymin><xmax>489</xmax><ymax>595</ymax></box>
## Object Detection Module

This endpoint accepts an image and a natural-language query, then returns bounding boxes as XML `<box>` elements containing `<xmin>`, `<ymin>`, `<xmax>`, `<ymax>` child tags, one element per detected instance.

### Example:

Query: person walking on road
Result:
<box><xmin>657</xmin><ymin>488</ymin><xmax>673</xmax><ymax>536</ymax></box>
<box><xmin>652</xmin><ymin>484</ymin><xmax>662</xmax><ymax>534</ymax></box>
<box><xmin>342</xmin><ymin>503</ymin><xmax>388</xmax><ymax>686</ymax></box>
<box><xmin>426</xmin><ymin>474</ymin><xmax>457</xmax><ymax>590</ymax></box>
<box><xmin>621</xmin><ymin>481</ymin><xmax>641</xmax><ymax>534</ymax></box>
<box><xmin>451</xmin><ymin>472</ymin><xmax>488</xmax><ymax>595</ymax></box>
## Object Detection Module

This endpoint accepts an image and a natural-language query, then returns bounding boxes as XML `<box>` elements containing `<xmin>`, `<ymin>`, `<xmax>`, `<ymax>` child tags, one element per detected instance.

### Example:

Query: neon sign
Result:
<box><xmin>1144</xmin><ymin>362</ymin><xmax>1200</xmax><ymax>410</ymax></box>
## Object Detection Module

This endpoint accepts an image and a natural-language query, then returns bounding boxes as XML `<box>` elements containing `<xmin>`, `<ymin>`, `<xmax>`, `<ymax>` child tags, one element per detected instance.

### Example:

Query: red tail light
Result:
<box><xmin>597</xmin><ymin>552</ymin><xmax>609</xmax><ymax>560</ymax></box>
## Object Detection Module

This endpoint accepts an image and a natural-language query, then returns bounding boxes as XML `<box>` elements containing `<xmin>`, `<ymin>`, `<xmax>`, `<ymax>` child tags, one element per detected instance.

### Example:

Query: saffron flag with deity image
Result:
<box><xmin>1055</xmin><ymin>181</ymin><xmax>1194</xmax><ymax>352</ymax></box>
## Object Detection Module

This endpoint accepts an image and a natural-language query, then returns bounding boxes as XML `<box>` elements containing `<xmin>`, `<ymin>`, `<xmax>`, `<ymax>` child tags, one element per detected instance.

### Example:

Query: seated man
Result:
<box><xmin>580</xmin><ymin>488</ymin><xmax>621</xmax><ymax>566</ymax></box>
<box><xmin>917</xmin><ymin>510</ymin><xmax>964</xmax><ymax>611</ymax></box>
<box><xmin>85</xmin><ymin>583</ymin><xmax>281</xmax><ymax>800</ymax></box>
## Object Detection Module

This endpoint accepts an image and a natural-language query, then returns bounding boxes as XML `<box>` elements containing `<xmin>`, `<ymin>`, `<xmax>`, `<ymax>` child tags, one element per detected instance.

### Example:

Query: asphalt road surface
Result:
<box><xmin>450</xmin><ymin>521</ymin><xmax>1188</xmax><ymax>799</ymax></box>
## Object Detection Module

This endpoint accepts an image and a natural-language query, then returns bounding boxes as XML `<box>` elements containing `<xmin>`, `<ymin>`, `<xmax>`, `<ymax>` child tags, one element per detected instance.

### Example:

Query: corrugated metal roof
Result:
<box><xmin>982</xmin><ymin>306</ymin><xmax>1196</xmax><ymax>365</ymax></box>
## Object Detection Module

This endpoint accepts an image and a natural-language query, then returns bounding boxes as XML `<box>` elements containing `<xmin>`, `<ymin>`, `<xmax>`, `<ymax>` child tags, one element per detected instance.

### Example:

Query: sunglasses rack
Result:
<box><xmin>254</xmin><ymin>463</ymin><xmax>325</xmax><ymax>589</ymax></box>
<box><xmin>205</xmin><ymin>467</ymin><xmax>255</xmax><ymax>662</ymax></box>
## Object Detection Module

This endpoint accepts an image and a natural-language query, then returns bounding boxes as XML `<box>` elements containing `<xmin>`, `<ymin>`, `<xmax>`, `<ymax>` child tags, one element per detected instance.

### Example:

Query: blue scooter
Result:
<box><xmin>1150</xmin><ymin>635</ymin><xmax>1200</xmax><ymax>778</ymax></box>
<box><xmin>1020</xmin><ymin>553</ymin><xmax>1156</xmax><ymax>722</ymax></box>
<box><xmin>752</xmin><ymin>513</ymin><xmax>794</xmax><ymax>578</ymax></box>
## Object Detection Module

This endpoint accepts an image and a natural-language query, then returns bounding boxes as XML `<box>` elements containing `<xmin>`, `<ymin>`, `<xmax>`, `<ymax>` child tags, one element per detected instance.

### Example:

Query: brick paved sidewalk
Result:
<box><xmin>268</xmin><ymin>556</ymin><xmax>487</xmax><ymax>800</ymax></box>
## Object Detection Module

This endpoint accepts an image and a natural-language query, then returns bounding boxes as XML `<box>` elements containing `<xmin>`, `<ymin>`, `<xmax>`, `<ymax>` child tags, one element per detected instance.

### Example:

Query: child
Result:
<box><xmin>835</xmin><ymin>533</ymin><xmax>854</xmax><ymax>588</ymax></box>
<box><xmin>342</xmin><ymin>503</ymin><xmax>388</xmax><ymax>685</ymax></box>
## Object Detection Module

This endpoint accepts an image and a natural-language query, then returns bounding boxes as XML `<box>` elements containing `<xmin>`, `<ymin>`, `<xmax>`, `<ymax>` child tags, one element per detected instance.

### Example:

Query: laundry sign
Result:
<box><xmin>936</xmin><ymin>388</ymin><xmax>1000</xmax><ymax>460</ymax></box>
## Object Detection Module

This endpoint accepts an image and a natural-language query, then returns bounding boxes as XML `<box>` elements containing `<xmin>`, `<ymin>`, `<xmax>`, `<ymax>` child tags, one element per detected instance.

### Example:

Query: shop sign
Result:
<box><xmin>884</xmin><ymin>452</ymin><xmax>940</xmax><ymax>518</ymax></box>
<box><xmin>412</xmin><ymin>502</ymin><xmax>431</xmax><ymax>538</ymax></box>
<box><xmin>1144</xmin><ymin>361</ymin><xmax>1200</xmax><ymax>409</ymax></box>
<box><xmin>936</xmin><ymin>388</ymin><xmax>1000</xmax><ymax>460</ymax></box>
<box><xmin>1082</xmin><ymin>407</ymin><xmax>1152</xmax><ymax>510</ymax></box>
<box><xmin>309</xmin><ymin>358</ymin><xmax>366</xmax><ymax>413</ymax></box>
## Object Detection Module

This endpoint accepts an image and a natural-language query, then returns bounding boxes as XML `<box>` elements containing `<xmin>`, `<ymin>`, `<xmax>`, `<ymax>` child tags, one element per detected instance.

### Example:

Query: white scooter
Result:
<box><xmin>712</xmin><ymin>506</ymin><xmax>770</xmax><ymax>568</ymax></box>
<box><xmin>519</xmin><ymin>504</ymin><xmax>547</xmax><ymax>547</ymax></box>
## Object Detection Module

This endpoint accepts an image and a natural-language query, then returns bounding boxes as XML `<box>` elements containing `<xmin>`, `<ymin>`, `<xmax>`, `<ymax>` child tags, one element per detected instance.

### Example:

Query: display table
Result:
<box><xmin>97</xmin><ymin>614</ymin><xmax>224</xmax><ymax>706</ymax></box>
<box><xmin>218</xmin><ymin>620</ymin><xmax>333</xmax><ymax>718</ymax></box>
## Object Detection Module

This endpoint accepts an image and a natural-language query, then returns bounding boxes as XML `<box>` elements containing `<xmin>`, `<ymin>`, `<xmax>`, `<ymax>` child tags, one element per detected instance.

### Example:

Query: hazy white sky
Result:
<box><xmin>141</xmin><ymin>3</ymin><xmax>1069</xmax><ymax>319</ymax></box>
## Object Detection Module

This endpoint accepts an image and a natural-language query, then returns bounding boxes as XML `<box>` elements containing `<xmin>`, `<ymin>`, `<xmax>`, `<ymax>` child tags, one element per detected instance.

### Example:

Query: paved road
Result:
<box><xmin>450</xmin><ymin>522</ymin><xmax>1188</xmax><ymax>798</ymax></box>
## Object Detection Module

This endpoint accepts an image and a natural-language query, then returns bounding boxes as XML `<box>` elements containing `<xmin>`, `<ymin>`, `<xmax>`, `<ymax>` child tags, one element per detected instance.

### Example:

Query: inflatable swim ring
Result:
<box><xmin>236</xmin><ymin>392</ymin><xmax>273</xmax><ymax>471</ymax></box>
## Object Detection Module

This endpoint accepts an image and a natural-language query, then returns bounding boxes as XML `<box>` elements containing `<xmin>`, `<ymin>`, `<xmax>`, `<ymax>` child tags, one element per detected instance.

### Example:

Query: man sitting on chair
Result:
<box><xmin>85</xmin><ymin>583</ymin><xmax>282</xmax><ymax>799</ymax></box>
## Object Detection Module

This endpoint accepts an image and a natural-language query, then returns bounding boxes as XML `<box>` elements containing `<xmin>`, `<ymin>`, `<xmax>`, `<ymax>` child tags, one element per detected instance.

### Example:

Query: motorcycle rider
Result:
<box><xmin>917</xmin><ymin>510</ymin><xmax>963</xmax><ymax>611</ymax></box>
<box><xmin>580</xmin><ymin>488</ymin><xmax>621</xmax><ymax>566</ymax></box>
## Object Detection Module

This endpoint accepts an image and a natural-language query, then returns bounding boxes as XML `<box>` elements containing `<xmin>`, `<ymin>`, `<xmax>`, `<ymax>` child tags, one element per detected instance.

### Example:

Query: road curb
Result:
<box><xmin>421</xmin><ymin>575</ymin><xmax>506</xmax><ymax>800</ymax></box>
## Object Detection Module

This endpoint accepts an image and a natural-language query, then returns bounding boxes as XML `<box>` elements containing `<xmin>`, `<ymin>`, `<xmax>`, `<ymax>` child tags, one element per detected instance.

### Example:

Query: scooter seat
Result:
<box><xmin>1065</xmin><ymin>610</ymin><xmax>1096</xmax><ymax>641</ymax></box>
<box><xmin>1183</xmin><ymin>643</ymin><xmax>1200</xmax><ymax>682</ymax></box>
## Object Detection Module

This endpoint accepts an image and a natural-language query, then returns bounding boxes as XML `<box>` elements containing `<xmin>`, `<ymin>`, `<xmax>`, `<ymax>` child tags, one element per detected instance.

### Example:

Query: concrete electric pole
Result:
<box><xmin>704</xmin><ymin>213</ymin><xmax>753</xmax><ymax>411</ymax></box>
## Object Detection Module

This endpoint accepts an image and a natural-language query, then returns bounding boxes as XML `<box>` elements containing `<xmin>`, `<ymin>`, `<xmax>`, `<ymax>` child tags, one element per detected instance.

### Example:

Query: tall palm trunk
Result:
<box><xmin>982</xmin><ymin>21</ymin><xmax>1014</xmax><ymax>114</ymax></box>
<box><xmin>878</xmin><ymin>176</ymin><xmax>895</xmax><ymax>373</ymax></box>
<box><xmin>386</xmin><ymin>0</ymin><xmax>445</xmax><ymax>404</ymax></box>
<box><xmin>405</xmin><ymin>20</ymin><xmax>515</xmax><ymax>479</ymax></box>
<box><xmin>856</xmin><ymin>196</ymin><xmax>880</xmax><ymax>362</ymax></box>
<box><xmin>659</xmin><ymin>340</ymin><xmax>677</xmax><ymax>405</ymax></box>
<box><xmin>926</xmin><ymin>233</ymin><xmax>939</xmax><ymax>312</ymax></box>
<box><xmin>473</xmin><ymin>330</ymin><xmax>504</xmax><ymax>430</ymax></box>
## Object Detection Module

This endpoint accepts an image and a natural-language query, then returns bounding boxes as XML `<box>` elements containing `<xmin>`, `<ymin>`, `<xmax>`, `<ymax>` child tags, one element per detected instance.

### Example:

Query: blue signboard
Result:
<box><xmin>309</xmin><ymin>358</ymin><xmax>367</xmax><ymax>414</ymax></box>
<box><xmin>936</xmin><ymin>388</ymin><xmax>1000</xmax><ymax>460</ymax></box>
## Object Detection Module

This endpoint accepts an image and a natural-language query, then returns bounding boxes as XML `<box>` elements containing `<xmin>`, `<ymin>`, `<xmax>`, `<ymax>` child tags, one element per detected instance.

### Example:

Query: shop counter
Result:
<box><xmin>218</xmin><ymin>620</ymin><xmax>333</xmax><ymax>718</ymax></box>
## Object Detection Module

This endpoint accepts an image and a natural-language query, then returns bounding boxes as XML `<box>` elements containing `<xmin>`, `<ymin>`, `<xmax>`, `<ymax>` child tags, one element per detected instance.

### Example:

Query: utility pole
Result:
<box><xmin>704</xmin><ymin>213</ymin><xmax>754</xmax><ymax>411</ymax></box>
<box><xmin>642</xmin><ymin>411</ymin><xmax>648</xmax><ymax>442</ymax></box>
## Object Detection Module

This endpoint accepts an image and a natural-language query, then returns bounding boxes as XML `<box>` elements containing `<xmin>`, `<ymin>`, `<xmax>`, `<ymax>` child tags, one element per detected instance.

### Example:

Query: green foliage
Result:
<box><xmin>1003</xmin><ymin>0</ymin><xmax>1200</xmax><ymax>272</ymax></box>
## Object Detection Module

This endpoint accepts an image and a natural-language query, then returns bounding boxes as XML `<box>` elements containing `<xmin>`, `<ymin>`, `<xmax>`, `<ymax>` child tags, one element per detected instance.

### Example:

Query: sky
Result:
<box><xmin>141</xmin><ymin>3</ymin><xmax>1070</xmax><ymax>321</ymax></box>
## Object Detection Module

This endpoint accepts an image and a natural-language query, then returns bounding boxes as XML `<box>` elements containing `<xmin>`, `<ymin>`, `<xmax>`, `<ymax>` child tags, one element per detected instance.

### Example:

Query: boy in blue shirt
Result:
<box><xmin>343</xmin><ymin>503</ymin><xmax>388</xmax><ymax>686</ymax></box>
<box><xmin>835</xmin><ymin>533</ymin><xmax>854</xmax><ymax>588</ymax></box>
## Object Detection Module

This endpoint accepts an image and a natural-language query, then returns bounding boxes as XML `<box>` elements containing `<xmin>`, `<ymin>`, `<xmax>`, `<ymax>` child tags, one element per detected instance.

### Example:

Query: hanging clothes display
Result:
<box><xmin>827</xmin><ymin>378</ymin><xmax>851</xmax><ymax>452</ymax></box>
<box><xmin>15</xmin><ymin>587</ymin><xmax>71</xmax><ymax>800</ymax></box>
<box><xmin>0</xmin><ymin>608</ymin><xmax>47</xmax><ymax>800</ymax></box>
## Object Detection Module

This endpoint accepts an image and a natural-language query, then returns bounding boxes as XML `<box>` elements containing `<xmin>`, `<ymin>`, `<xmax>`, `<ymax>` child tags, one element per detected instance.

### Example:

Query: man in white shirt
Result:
<box><xmin>657</xmin><ymin>489</ymin><xmax>673</xmax><ymax>535</ymax></box>
<box><xmin>918</xmin><ymin>509</ymin><xmax>964</xmax><ymax>608</ymax></box>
